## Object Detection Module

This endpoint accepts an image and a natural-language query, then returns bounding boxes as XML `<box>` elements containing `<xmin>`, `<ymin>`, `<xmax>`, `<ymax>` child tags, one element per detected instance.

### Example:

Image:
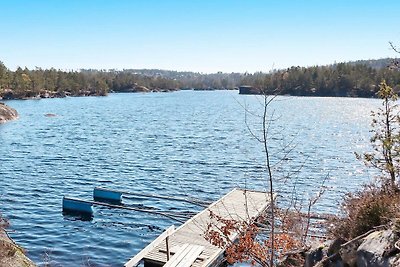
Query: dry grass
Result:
<box><xmin>329</xmin><ymin>184</ymin><xmax>400</xmax><ymax>240</ymax></box>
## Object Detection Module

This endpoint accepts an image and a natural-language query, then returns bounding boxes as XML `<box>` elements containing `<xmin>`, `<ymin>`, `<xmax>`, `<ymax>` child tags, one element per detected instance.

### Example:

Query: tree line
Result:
<box><xmin>0</xmin><ymin>58</ymin><xmax>399</xmax><ymax>99</ymax></box>
<box><xmin>241</xmin><ymin>60</ymin><xmax>400</xmax><ymax>97</ymax></box>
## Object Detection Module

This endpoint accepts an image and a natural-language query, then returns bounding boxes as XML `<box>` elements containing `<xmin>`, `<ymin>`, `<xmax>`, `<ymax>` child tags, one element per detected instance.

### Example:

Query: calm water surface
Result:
<box><xmin>0</xmin><ymin>91</ymin><xmax>380</xmax><ymax>266</ymax></box>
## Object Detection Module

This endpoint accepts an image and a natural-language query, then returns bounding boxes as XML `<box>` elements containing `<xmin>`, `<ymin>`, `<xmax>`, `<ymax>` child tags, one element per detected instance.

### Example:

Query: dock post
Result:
<box><xmin>166</xmin><ymin>236</ymin><xmax>170</xmax><ymax>261</ymax></box>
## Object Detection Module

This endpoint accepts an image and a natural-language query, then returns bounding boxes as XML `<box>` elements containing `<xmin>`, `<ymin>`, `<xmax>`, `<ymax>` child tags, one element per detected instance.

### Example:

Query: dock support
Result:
<box><xmin>62</xmin><ymin>197</ymin><xmax>94</xmax><ymax>215</ymax></box>
<box><xmin>96</xmin><ymin>187</ymin><xmax>210</xmax><ymax>207</ymax></box>
<box><xmin>93</xmin><ymin>187</ymin><xmax>123</xmax><ymax>203</ymax></box>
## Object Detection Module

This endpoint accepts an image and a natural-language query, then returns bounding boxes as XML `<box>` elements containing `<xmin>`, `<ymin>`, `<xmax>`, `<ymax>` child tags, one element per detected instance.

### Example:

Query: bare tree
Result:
<box><xmin>389</xmin><ymin>42</ymin><xmax>400</xmax><ymax>70</ymax></box>
<box><xmin>205</xmin><ymin>86</ymin><xmax>327</xmax><ymax>266</ymax></box>
<box><xmin>356</xmin><ymin>80</ymin><xmax>400</xmax><ymax>191</ymax></box>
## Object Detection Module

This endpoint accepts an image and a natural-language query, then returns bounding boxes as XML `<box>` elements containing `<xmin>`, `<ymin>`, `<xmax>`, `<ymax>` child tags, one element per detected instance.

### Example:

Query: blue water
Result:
<box><xmin>0</xmin><ymin>91</ymin><xmax>380</xmax><ymax>266</ymax></box>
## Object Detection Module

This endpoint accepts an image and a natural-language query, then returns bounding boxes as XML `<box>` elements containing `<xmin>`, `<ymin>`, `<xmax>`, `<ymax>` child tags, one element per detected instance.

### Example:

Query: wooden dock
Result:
<box><xmin>125</xmin><ymin>188</ymin><xmax>272</xmax><ymax>267</ymax></box>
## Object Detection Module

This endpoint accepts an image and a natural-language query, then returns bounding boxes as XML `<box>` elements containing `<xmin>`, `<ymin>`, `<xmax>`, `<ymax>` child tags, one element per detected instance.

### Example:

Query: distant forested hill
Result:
<box><xmin>0</xmin><ymin>58</ymin><xmax>399</xmax><ymax>100</ymax></box>
<box><xmin>240</xmin><ymin>58</ymin><xmax>400</xmax><ymax>97</ymax></box>
<box><xmin>344</xmin><ymin>58</ymin><xmax>397</xmax><ymax>69</ymax></box>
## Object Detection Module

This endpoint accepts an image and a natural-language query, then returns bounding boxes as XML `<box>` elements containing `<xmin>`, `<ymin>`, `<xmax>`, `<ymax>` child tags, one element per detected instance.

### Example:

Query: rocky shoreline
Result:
<box><xmin>0</xmin><ymin>103</ymin><xmax>18</xmax><ymax>123</ymax></box>
<box><xmin>0</xmin><ymin>86</ymin><xmax>178</xmax><ymax>101</ymax></box>
<box><xmin>0</xmin><ymin>89</ymin><xmax>107</xmax><ymax>100</ymax></box>
<box><xmin>282</xmin><ymin>223</ymin><xmax>400</xmax><ymax>267</ymax></box>
<box><xmin>0</xmin><ymin>230</ymin><xmax>36</xmax><ymax>267</ymax></box>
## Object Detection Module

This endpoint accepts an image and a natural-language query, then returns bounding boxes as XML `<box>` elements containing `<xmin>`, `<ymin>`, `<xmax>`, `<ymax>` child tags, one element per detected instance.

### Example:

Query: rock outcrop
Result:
<box><xmin>300</xmin><ymin>226</ymin><xmax>400</xmax><ymax>267</ymax></box>
<box><xmin>0</xmin><ymin>103</ymin><xmax>18</xmax><ymax>123</ymax></box>
<box><xmin>0</xmin><ymin>230</ymin><xmax>36</xmax><ymax>267</ymax></box>
<box><xmin>305</xmin><ymin>243</ymin><xmax>325</xmax><ymax>267</ymax></box>
<box><xmin>356</xmin><ymin>229</ymin><xmax>400</xmax><ymax>267</ymax></box>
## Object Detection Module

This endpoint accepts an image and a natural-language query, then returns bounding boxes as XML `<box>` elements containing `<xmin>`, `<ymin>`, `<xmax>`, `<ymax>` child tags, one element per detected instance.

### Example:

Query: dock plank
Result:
<box><xmin>124</xmin><ymin>226</ymin><xmax>175</xmax><ymax>267</ymax></box>
<box><xmin>128</xmin><ymin>188</ymin><xmax>272</xmax><ymax>267</ymax></box>
<box><xmin>175</xmin><ymin>245</ymin><xmax>204</xmax><ymax>267</ymax></box>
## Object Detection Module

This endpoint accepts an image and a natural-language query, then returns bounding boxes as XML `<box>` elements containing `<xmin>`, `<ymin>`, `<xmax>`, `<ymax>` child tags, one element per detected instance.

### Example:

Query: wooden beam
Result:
<box><xmin>124</xmin><ymin>225</ymin><xmax>175</xmax><ymax>267</ymax></box>
<box><xmin>63</xmin><ymin>197</ymin><xmax>186</xmax><ymax>223</ymax></box>
<box><xmin>166</xmin><ymin>236</ymin><xmax>170</xmax><ymax>261</ymax></box>
<box><xmin>96</xmin><ymin>187</ymin><xmax>210</xmax><ymax>207</ymax></box>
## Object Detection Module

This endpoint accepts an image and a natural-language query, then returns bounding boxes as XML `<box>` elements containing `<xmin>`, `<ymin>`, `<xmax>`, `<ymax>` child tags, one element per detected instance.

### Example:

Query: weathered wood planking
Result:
<box><xmin>125</xmin><ymin>226</ymin><xmax>175</xmax><ymax>267</ymax></box>
<box><xmin>163</xmin><ymin>244</ymin><xmax>204</xmax><ymax>267</ymax></box>
<box><xmin>141</xmin><ymin>188</ymin><xmax>272</xmax><ymax>267</ymax></box>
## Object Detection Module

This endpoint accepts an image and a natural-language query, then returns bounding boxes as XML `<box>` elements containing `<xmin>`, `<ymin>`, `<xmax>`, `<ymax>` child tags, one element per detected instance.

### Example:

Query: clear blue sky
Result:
<box><xmin>1</xmin><ymin>0</ymin><xmax>400</xmax><ymax>73</ymax></box>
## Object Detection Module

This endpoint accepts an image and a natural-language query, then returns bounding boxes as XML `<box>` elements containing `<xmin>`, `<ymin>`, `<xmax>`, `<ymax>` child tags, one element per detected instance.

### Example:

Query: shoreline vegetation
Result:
<box><xmin>0</xmin><ymin>58</ymin><xmax>399</xmax><ymax>100</ymax></box>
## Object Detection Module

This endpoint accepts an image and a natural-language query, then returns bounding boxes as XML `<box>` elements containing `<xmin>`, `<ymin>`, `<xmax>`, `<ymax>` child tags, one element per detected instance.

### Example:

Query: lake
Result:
<box><xmin>0</xmin><ymin>90</ymin><xmax>380</xmax><ymax>266</ymax></box>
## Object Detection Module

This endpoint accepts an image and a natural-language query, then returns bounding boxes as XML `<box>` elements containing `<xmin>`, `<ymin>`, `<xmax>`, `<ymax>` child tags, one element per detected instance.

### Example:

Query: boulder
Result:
<box><xmin>292</xmin><ymin>226</ymin><xmax>400</xmax><ymax>267</ymax></box>
<box><xmin>0</xmin><ymin>103</ymin><xmax>18</xmax><ymax>123</ymax></box>
<box><xmin>55</xmin><ymin>91</ymin><xmax>67</xmax><ymax>98</ymax></box>
<box><xmin>2</xmin><ymin>90</ymin><xmax>15</xmax><ymax>100</ymax></box>
<box><xmin>356</xmin><ymin>229</ymin><xmax>400</xmax><ymax>267</ymax></box>
<box><xmin>305</xmin><ymin>243</ymin><xmax>325</xmax><ymax>267</ymax></box>
<box><xmin>328</xmin><ymin>238</ymin><xmax>346</xmax><ymax>256</ymax></box>
<box><xmin>305</xmin><ymin>240</ymin><xmax>346</xmax><ymax>267</ymax></box>
<box><xmin>314</xmin><ymin>254</ymin><xmax>344</xmax><ymax>267</ymax></box>
<box><xmin>312</xmin><ymin>238</ymin><xmax>346</xmax><ymax>267</ymax></box>
<box><xmin>134</xmin><ymin>85</ymin><xmax>150</xmax><ymax>92</ymax></box>
<box><xmin>339</xmin><ymin>237</ymin><xmax>363</xmax><ymax>267</ymax></box>
<box><xmin>277</xmin><ymin>250</ymin><xmax>305</xmax><ymax>267</ymax></box>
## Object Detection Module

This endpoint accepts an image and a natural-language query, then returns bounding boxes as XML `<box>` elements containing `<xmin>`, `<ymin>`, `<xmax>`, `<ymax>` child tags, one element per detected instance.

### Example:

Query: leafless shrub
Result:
<box><xmin>329</xmin><ymin>183</ymin><xmax>400</xmax><ymax>240</ymax></box>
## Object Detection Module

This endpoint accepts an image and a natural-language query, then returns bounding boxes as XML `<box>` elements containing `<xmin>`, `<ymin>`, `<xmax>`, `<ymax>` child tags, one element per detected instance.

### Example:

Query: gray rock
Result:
<box><xmin>339</xmin><ymin>237</ymin><xmax>363</xmax><ymax>267</ymax></box>
<box><xmin>314</xmin><ymin>254</ymin><xmax>344</xmax><ymax>267</ymax></box>
<box><xmin>328</xmin><ymin>238</ymin><xmax>346</xmax><ymax>256</ymax></box>
<box><xmin>356</xmin><ymin>229</ymin><xmax>400</xmax><ymax>267</ymax></box>
<box><xmin>305</xmin><ymin>243</ymin><xmax>326</xmax><ymax>267</ymax></box>
<box><xmin>305</xmin><ymin>240</ymin><xmax>346</xmax><ymax>267</ymax></box>
<box><xmin>0</xmin><ymin>103</ymin><xmax>18</xmax><ymax>123</ymax></box>
<box><xmin>277</xmin><ymin>250</ymin><xmax>305</xmax><ymax>267</ymax></box>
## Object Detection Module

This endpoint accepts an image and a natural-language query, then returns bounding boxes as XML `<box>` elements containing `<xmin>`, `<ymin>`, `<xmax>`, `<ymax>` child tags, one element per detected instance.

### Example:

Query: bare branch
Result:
<box><xmin>389</xmin><ymin>41</ymin><xmax>400</xmax><ymax>54</ymax></box>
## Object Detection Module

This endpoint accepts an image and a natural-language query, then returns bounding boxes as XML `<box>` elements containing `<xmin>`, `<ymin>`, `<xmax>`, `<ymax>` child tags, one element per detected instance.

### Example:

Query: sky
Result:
<box><xmin>1</xmin><ymin>0</ymin><xmax>400</xmax><ymax>73</ymax></box>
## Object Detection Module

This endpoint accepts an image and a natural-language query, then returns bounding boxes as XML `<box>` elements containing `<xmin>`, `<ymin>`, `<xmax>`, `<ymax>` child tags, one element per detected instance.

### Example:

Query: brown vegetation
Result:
<box><xmin>329</xmin><ymin>185</ymin><xmax>400</xmax><ymax>240</ymax></box>
<box><xmin>330</xmin><ymin>77</ymin><xmax>400</xmax><ymax>240</ymax></box>
<box><xmin>205</xmin><ymin>211</ymin><xmax>303</xmax><ymax>266</ymax></box>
